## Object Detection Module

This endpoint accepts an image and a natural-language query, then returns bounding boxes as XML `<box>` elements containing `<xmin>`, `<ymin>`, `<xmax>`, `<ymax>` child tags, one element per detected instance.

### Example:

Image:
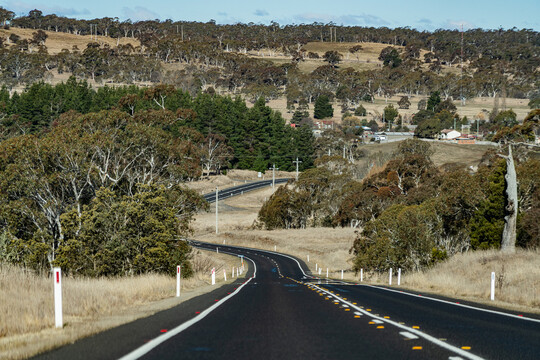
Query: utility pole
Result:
<box><xmin>269</xmin><ymin>164</ymin><xmax>278</xmax><ymax>189</ymax></box>
<box><xmin>293</xmin><ymin>158</ymin><xmax>302</xmax><ymax>181</ymax></box>
<box><xmin>215</xmin><ymin>186</ymin><xmax>219</xmax><ymax>234</ymax></box>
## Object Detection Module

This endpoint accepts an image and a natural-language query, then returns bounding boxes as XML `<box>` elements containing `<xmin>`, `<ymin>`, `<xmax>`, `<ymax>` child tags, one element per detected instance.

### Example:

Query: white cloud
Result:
<box><xmin>292</xmin><ymin>12</ymin><xmax>390</xmax><ymax>26</ymax></box>
<box><xmin>122</xmin><ymin>6</ymin><xmax>161</xmax><ymax>21</ymax></box>
<box><xmin>444</xmin><ymin>20</ymin><xmax>475</xmax><ymax>30</ymax></box>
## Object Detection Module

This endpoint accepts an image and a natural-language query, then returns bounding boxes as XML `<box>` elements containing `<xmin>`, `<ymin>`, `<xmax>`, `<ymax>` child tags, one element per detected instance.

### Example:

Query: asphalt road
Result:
<box><xmin>203</xmin><ymin>178</ymin><xmax>290</xmax><ymax>203</ymax></box>
<box><xmin>33</xmin><ymin>242</ymin><xmax>540</xmax><ymax>360</ymax></box>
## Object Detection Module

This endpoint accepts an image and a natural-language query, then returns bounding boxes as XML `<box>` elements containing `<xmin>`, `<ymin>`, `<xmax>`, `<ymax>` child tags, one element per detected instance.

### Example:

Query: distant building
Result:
<box><xmin>440</xmin><ymin>129</ymin><xmax>461</xmax><ymax>140</ymax></box>
<box><xmin>314</xmin><ymin>120</ymin><xmax>334</xmax><ymax>130</ymax></box>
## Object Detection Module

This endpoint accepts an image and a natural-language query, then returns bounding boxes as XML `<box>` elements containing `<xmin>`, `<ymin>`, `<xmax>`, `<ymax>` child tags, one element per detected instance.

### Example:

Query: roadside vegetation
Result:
<box><xmin>0</xmin><ymin>249</ymin><xmax>244</xmax><ymax>360</ymax></box>
<box><xmin>257</xmin><ymin>139</ymin><xmax>540</xmax><ymax>273</ymax></box>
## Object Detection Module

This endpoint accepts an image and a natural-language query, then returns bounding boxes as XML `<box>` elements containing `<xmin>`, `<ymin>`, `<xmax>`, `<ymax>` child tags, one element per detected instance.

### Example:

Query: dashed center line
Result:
<box><xmin>400</xmin><ymin>331</ymin><xmax>419</xmax><ymax>340</ymax></box>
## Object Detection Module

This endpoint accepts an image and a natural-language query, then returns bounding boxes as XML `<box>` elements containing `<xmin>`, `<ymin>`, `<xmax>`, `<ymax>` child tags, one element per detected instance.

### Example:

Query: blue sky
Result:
<box><xmin>1</xmin><ymin>0</ymin><xmax>538</xmax><ymax>31</ymax></box>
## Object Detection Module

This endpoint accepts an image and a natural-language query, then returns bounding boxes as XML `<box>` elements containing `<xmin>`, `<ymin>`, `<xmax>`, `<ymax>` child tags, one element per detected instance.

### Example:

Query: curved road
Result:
<box><xmin>34</xmin><ymin>242</ymin><xmax>540</xmax><ymax>360</ymax></box>
<box><xmin>203</xmin><ymin>178</ymin><xmax>290</xmax><ymax>203</ymax></box>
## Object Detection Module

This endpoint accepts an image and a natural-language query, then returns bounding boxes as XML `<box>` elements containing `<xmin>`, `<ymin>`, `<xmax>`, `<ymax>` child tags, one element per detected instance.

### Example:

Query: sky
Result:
<box><xmin>1</xmin><ymin>0</ymin><xmax>539</xmax><ymax>31</ymax></box>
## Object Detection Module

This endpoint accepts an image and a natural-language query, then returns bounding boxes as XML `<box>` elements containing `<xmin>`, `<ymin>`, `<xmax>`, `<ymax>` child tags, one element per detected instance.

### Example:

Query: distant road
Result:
<box><xmin>203</xmin><ymin>178</ymin><xmax>290</xmax><ymax>203</ymax></box>
<box><xmin>34</xmin><ymin>241</ymin><xmax>540</xmax><ymax>360</ymax></box>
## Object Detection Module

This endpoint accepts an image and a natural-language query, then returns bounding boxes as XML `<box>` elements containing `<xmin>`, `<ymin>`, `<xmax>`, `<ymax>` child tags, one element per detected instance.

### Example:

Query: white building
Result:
<box><xmin>440</xmin><ymin>129</ymin><xmax>461</xmax><ymax>140</ymax></box>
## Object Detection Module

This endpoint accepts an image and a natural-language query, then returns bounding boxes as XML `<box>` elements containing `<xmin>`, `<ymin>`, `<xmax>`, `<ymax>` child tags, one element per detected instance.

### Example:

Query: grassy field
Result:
<box><xmin>0</xmin><ymin>27</ymin><xmax>139</xmax><ymax>55</ymax></box>
<box><xmin>403</xmin><ymin>249</ymin><xmax>540</xmax><ymax>311</ymax></box>
<box><xmin>0</xmin><ymin>249</ymin><xmax>246</xmax><ymax>360</ymax></box>
<box><xmin>266</xmin><ymin>93</ymin><xmax>531</xmax><ymax>123</ymax></box>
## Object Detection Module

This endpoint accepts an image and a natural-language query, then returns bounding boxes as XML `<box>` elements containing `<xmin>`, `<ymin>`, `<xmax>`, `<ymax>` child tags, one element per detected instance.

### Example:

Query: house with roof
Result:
<box><xmin>440</xmin><ymin>129</ymin><xmax>461</xmax><ymax>140</ymax></box>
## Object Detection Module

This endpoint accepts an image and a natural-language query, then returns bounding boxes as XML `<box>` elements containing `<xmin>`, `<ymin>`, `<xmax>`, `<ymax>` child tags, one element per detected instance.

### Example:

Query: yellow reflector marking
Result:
<box><xmin>412</xmin><ymin>346</ymin><xmax>422</xmax><ymax>350</ymax></box>
<box><xmin>354</xmin><ymin>315</ymin><xmax>361</xmax><ymax>318</ymax></box>
<box><xmin>369</xmin><ymin>321</ymin><xmax>375</xmax><ymax>324</ymax></box>
<box><xmin>462</xmin><ymin>346</ymin><xmax>471</xmax><ymax>350</ymax></box>
<box><xmin>366</xmin><ymin>309</ymin><xmax>371</xmax><ymax>311</ymax></box>
<box><xmin>344</xmin><ymin>309</ymin><xmax>350</xmax><ymax>311</ymax></box>
<box><xmin>384</xmin><ymin>316</ymin><xmax>390</xmax><ymax>319</ymax></box>
<box><xmin>412</xmin><ymin>326</ymin><xmax>420</xmax><ymax>329</ymax></box>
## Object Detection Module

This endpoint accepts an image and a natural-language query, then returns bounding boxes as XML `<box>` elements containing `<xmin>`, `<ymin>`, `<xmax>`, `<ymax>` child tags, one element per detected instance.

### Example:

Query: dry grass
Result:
<box><xmin>0</xmin><ymin>249</ymin><xmax>245</xmax><ymax>360</ymax></box>
<box><xmin>0</xmin><ymin>27</ymin><xmax>139</xmax><ymax>55</ymax></box>
<box><xmin>193</xmin><ymin>186</ymin><xmax>357</xmax><ymax>277</ymax></box>
<box><xmin>403</xmin><ymin>249</ymin><xmax>540</xmax><ymax>312</ymax></box>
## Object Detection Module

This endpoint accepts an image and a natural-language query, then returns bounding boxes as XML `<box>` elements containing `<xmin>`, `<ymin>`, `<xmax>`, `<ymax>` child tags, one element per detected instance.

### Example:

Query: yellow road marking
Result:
<box><xmin>369</xmin><ymin>321</ymin><xmax>375</xmax><ymax>324</ymax></box>
<box><xmin>461</xmin><ymin>346</ymin><xmax>471</xmax><ymax>350</ymax></box>
<box><xmin>344</xmin><ymin>309</ymin><xmax>350</xmax><ymax>311</ymax></box>
<box><xmin>384</xmin><ymin>316</ymin><xmax>390</xmax><ymax>319</ymax></box>
<box><xmin>354</xmin><ymin>315</ymin><xmax>361</xmax><ymax>318</ymax></box>
<box><xmin>377</xmin><ymin>326</ymin><xmax>384</xmax><ymax>329</ymax></box>
<box><xmin>366</xmin><ymin>309</ymin><xmax>371</xmax><ymax>311</ymax></box>
<box><xmin>412</xmin><ymin>346</ymin><xmax>422</xmax><ymax>350</ymax></box>
<box><xmin>412</xmin><ymin>326</ymin><xmax>420</xmax><ymax>329</ymax></box>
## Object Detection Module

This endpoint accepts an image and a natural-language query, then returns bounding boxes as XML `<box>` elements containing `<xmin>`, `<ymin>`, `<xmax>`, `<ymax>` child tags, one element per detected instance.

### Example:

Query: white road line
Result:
<box><xmin>400</xmin><ymin>331</ymin><xmax>419</xmax><ymax>340</ymax></box>
<box><xmin>118</xmin><ymin>255</ymin><xmax>257</xmax><ymax>360</ymax></box>
<box><xmin>449</xmin><ymin>357</ymin><xmax>465</xmax><ymax>360</ymax></box>
<box><xmin>362</xmin><ymin>284</ymin><xmax>540</xmax><ymax>324</ymax></box>
<box><xmin>245</xmin><ymin>240</ymin><xmax>539</xmax><ymax>324</ymax></box>
<box><xmin>312</xmin><ymin>284</ymin><xmax>485</xmax><ymax>360</ymax></box>
<box><xmin>370</xmin><ymin>319</ymin><xmax>384</xmax><ymax>324</ymax></box>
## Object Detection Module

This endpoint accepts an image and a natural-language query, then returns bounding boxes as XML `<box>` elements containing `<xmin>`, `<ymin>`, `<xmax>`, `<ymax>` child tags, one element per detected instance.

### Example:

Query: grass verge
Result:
<box><xmin>0</xmin><ymin>249</ymin><xmax>245</xmax><ymax>360</ymax></box>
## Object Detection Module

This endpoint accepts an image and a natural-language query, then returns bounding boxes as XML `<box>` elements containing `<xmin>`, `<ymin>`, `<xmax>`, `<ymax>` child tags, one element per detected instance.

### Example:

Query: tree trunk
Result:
<box><xmin>501</xmin><ymin>145</ymin><xmax>517</xmax><ymax>253</ymax></box>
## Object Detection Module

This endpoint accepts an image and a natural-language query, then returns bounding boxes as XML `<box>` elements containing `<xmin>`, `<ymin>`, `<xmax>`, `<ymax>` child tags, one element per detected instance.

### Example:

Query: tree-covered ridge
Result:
<box><xmin>0</xmin><ymin>7</ymin><xmax>538</xmax><ymax>106</ymax></box>
<box><xmin>0</xmin><ymin>78</ymin><xmax>314</xmax><ymax>172</ymax></box>
<box><xmin>257</xmin><ymin>140</ymin><xmax>540</xmax><ymax>271</ymax></box>
<box><xmin>0</xmin><ymin>79</ymin><xmax>315</xmax><ymax>276</ymax></box>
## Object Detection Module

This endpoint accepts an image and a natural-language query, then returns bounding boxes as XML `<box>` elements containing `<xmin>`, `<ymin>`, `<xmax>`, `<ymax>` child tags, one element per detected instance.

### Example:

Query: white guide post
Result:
<box><xmin>315</xmin><ymin>263</ymin><xmax>318</xmax><ymax>271</ymax></box>
<box><xmin>491</xmin><ymin>272</ymin><xmax>495</xmax><ymax>301</ymax></box>
<box><xmin>307</xmin><ymin>255</ymin><xmax>310</xmax><ymax>262</ymax></box>
<box><xmin>216</xmin><ymin>247</ymin><xmax>219</xmax><ymax>253</ymax></box>
<box><xmin>341</xmin><ymin>270</ymin><xmax>344</xmax><ymax>280</ymax></box>
<box><xmin>232</xmin><ymin>267</ymin><xmax>235</xmax><ymax>277</ymax></box>
<box><xmin>223</xmin><ymin>269</ymin><xmax>227</xmax><ymax>281</ymax></box>
<box><xmin>389</xmin><ymin>268</ymin><xmax>393</xmax><ymax>285</ymax></box>
<box><xmin>274</xmin><ymin>245</ymin><xmax>276</xmax><ymax>251</ymax></box>
<box><xmin>326</xmin><ymin>268</ymin><xmax>329</xmax><ymax>278</ymax></box>
<box><xmin>318</xmin><ymin>267</ymin><xmax>322</xmax><ymax>275</ymax></box>
<box><xmin>176</xmin><ymin>266</ymin><xmax>181</xmax><ymax>297</ymax></box>
<box><xmin>215</xmin><ymin>187</ymin><xmax>219</xmax><ymax>234</ymax></box>
<box><xmin>53</xmin><ymin>267</ymin><xmax>63</xmax><ymax>328</ymax></box>
<box><xmin>211</xmin><ymin>268</ymin><xmax>215</xmax><ymax>285</ymax></box>
<box><xmin>360</xmin><ymin>268</ymin><xmax>363</xmax><ymax>282</ymax></box>
<box><xmin>397</xmin><ymin>268</ymin><xmax>401</xmax><ymax>286</ymax></box>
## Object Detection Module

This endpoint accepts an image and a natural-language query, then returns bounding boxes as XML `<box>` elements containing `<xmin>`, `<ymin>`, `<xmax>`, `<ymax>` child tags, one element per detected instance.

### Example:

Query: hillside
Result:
<box><xmin>0</xmin><ymin>27</ymin><xmax>139</xmax><ymax>55</ymax></box>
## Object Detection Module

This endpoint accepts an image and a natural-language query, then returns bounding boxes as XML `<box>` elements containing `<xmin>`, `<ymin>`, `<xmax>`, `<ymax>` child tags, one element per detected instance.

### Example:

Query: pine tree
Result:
<box><xmin>314</xmin><ymin>95</ymin><xmax>333</xmax><ymax>119</ymax></box>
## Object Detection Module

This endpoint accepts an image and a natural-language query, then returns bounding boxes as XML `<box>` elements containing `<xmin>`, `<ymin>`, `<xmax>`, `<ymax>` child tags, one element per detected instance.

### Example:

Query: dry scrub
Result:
<box><xmin>0</xmin><ymin>249</ymin><xmax>246</xmax><ymax>360</ymax></box>
<box><xmin>402</xmin><ymin>249</ymin><xmax>540</xmax><ymax>312</ymax></box>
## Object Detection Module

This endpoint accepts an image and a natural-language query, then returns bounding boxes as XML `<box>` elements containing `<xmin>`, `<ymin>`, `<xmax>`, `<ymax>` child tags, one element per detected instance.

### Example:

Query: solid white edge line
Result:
<box><xmin>118</xmin><ymin>255</ymin><xmax>257</xmax><ymax>360</ymax></box>
<box><xmin>195</xmin><ymin>241</ymin><xmax>539</xmax><ymax>324</ymax></box>
<box><xmin>362</xmin><ymin>284</ymin><xmax>540</xmax><ymax>324</ymax></box>
<box><xmin>312</xmin><ymin>284</ymin><xmax>485</xmax><ymax>360</ymax></box>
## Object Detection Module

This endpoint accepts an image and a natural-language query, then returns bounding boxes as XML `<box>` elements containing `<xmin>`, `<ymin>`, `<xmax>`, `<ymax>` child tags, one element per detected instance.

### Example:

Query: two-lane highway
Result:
<box><xmin>203</xmin><ymin>178</ymin><xmax>290</xmax><ymax>203</ymax></box>
<box><xmin>34</xmin><ymin>242</ymin><xmax>540</xmax><ymax>360</ymax></box>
